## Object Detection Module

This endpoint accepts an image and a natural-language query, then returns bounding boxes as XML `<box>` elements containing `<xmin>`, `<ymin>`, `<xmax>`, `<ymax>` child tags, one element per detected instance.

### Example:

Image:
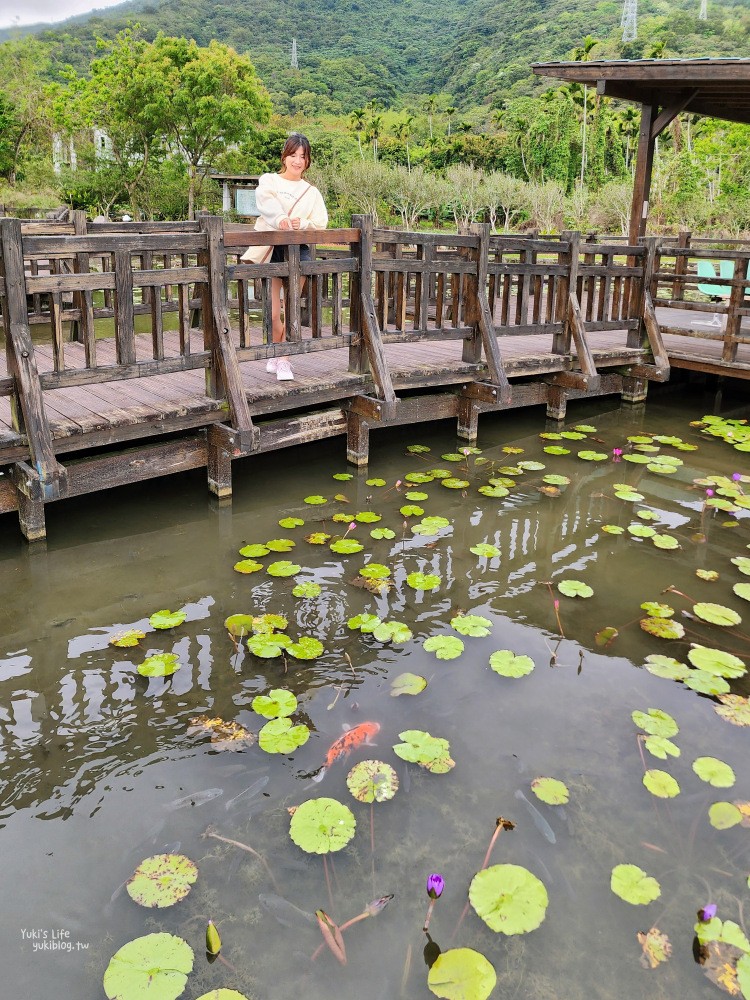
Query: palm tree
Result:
<box><xmin>422</xmin><ymin>95</ymin><xmax>438</xmax><ymax>140</ymax></box>
<box><xmin>572</xmin><ymin>35</ymin><xmax>598</xmax><ymax>185</ymax></box>
<box><xmin>445</xmin><ymin>106</ymin><xmax>456</xmax><ymax>137</ymax></box>
<box><xmin>368</xmin><ymin>115</ymin><xmax>384</xmax><ymax>161</ymax></box>
<box><xmin>394</xmin><ymin>114</ymin><xmax>414</xmax><ymax>171</ymax></box>
<box><xmin>349</xmin><ymin>108</ymin><xmax>366</xmax><ymax>160</ymax></box>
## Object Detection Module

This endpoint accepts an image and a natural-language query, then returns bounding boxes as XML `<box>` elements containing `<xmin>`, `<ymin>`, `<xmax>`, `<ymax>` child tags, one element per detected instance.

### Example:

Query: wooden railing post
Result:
<box><xmin>350</xmin><ymin>215</ymin><xmax>394</xmax><ymax>405</ymax></box>
<box><xmin>554</xmin><ymin>231</ymin><xmax>578</xmax><ymax>355</ymax></box>
<box><xmin>349</xmin><ymin>217</ymin><xmax>367</xmax><ymax>374</ymax></box>
<box><xmin>0</xmin><ymin>218</ymin><xmax>66</xmax><ymax>536</ymax></box>
<box><xmin>630</xmin><ymin>236</ymin><xmax>657</xmax><ymax>348</ymax></box>
<box><xmin>723</xmin><ymin>254</ymin><xmax>746</xmax><ymax>363</ymax></box>
<box><xmin>672</xmin><ymin>230</ymin><xmax>691</xmax><ymax>301</ymax></box>
<box><xmin>198</xmin><ymin>215</ymin><xmax>255</xmax><ymax>455</ymax></box>
<box><xmin>467</xmin><ymin>222</ymin><xmax>509</xmax><ymax>398</ymax></box>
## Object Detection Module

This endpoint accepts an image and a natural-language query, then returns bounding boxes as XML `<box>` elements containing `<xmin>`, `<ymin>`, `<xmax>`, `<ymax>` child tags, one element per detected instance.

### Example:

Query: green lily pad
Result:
<box><xmin>332</xmin><ymin>473</ymin><xmax>353</xmax><ymax>481</ymax></box>
<box><xmin>577</xmin><ymin>451</ymin><xmax>607</xmax><ymax>461</ymax></box>
<box><xmin>406</xmin><ymin>572</ymin><xmax>441</xmax><ymax>591</ymax></box>
<box><xmin>489</xmin><ymin>650</ymin><xmax>534</xmax><ymax>678</ymax></box>
<box><xmin>393</xmin><ymin>729</ymin><xmax>454</xmax><ymax>773</ymax></box>
<box><xmin>693</xmin><ymin>757</ymin><xmax>736</xmax><ymax>787</ymax></box>
<box><xmin>731</xmin><ymin>555</ymin><xmax>750</xmax><ymax>576</ymax></box>
<box><xmin>265</xmin><ymin>538</ymin><xmax>295</xmax><ymax>552</ymax></box>
<box><xmin>138</xmin><ymin>653</ymin><xmax>181</xmax><ymax>677</ymax></box>
<box><xmin>293</xmin><ymin>582</ymin><xmax>322</xmax><ymax>598</ymax></box>
<box><xmin>346</xmin><ymin>760</ymin><xmax>399</xmax><ymax>803</ymax></box>
<box><xmin>640</xmin><ymin>616</ymin><xmax>685</xmax><ymax>639</ymax></box>
<box><xmin>643</xmin><ymin>769</ymin><xmax>680</xmax><ymax>798</ymax></box>
<box><xmin>623</xmin><ymin>454</ymin><xmax>651</xmax><ymax>464</ymax></box>
<box><xmin>233</xmin><ymin>559</ymin><xmax>264</xmax><ymax>574</ymax></box>
<box><xmin>638</xmin><ymin>510</ymin><xmax>660</xmax><ymax>521</ymax></box>
<box><xmin>427</xmin><ymin>948</ymin><xmax>497</xmax><ymax>1000</ymax></box>
<box><xmin>195</xmin><ymin>992</ymin><xmax>251</xmax><ymax>1000</ymax></box>
<box><xmin>304</xmin><ymin>495</ymin><xmax>327</xmax><ymax>505</ymax></box>
<box><xmin>390</xmin><ymin>672</ymin><xmax>428</xmax><ymax>696</ymax></box>
<box><xmin>560</xmin><ymin>431</ymin><xmax>586</xmax><ymax>441</ymax></box>
<box><xmin>239</xmin><ymin>543</ymin><xmax>269</xmax><ymax>558</ymax></box>
<box><xmin>305</xmin><ymin>532</ymin><xmax>331</xmax><ymax>545</ymax></box>
<box><xmin>267</xmin><ymin>561</ymin><xmax>301</xmax><ymax>577</ymax></box>
<box><xmin>288</xmin><ymin>636</ymin><xmax>325</xmax><ymax>660</ymax></box>
<box><xmin>643</xmin><ymin>656</ymin><xmax>689</xmax><ymax>682</ymax></box>
<box><xmin>252</xmin><ymin>613</ymin><xmax>288</xmax><ymax>633</ymax></box>
<box><xmin>451</xmin><ymin>614</ymin><xmax>492</xmax><ymax>637</ymax></box>
<box><xmin>359</xmin><ymin>563</ymin><xmax>391</xmax><ymax>580</ymax></box>
<box><xmin>697</xmin><ymin>569</ymin><xmax>720</xmax><ymax>581</ymax></box>
<box><xmin>332</xmin><ymin>513</ymin><xmax>353</xmax><ymax>523</ymax></box>
<box><xmin>531</xmin><ymin>777</ymin><xmax>569</xmax><ymax>805</ymax></box>
<box><xmin>246</xmin><ymin>633</ymin><xmax>289</xmax><ymax>658</ymax></box>
<box><xmin>652</xmin><ymin>534</ymin><xmax>680</xmax><ymax>550</ymax></box>
<box><xmin>469</xmin><ymin>864</ymin><xmax>548</xmax><ymax>935</ymax></box>
<box><xmin>640</xmin><ymin>602</ymin><xmax>674</xmax><ymax>618</ymax></box>
<box><xmin>366</xmin><ymin>477</ymin><xmax>387</xmax><ymax>486</ymax></box>
<box><xmin>687</xmin><ymin>645</ymin><xmax>746</xmax><ymax>678</ymax></box>
<box><xmin>602</xmin><ymin>525</ymin><xmax>625</xmax><ymax>534</ymax></box>
<box><xmin>278</xmin><ymin>517</ymin><xmax>304</xmax><ymax>529</ymax></box>
<box><xmin>627</xmin><ymin>434</ymin><xmax>654</xmax><ymax>444</ymax></box>
<box><xmin>478</xmin><ymin>485</ymin><xmax>509</xmax><ymax>498</ymax></box>
<box><xmin>544</xmin><ymin>446</ymin><xmax>570</xmax><ymax>455</ymax></box>
<box><xmin>412</xmin><ymin>516</ymin><xmax>451</xmax><ymax>535</ymax></box>
<box><xmin>224</xmin><ymin>614</ymin><xmax>254</xmax><ymax>639</ymax></box>
<box><xmin>348</xmin><ymin>613</ymin><xmax>382</xmax><ymax>633</ymax></box>
<box><xmin>709</xmin><ymin>801</ymin><xmax>743</xmax><ymax>829</ymax></box>
<box><xmin>684</xmin><ymin>670</ymin><xmax>731</xmax><ymax>695</ymax></box>
<box><xmin>400</xmin><ymin>504</ymin><xmax>425</xmax><ymax>517</ymax></box>
<box><xmin>405</xmin><ymin>472</ymin><xmax>434</xmax><ymax>484</ymax></box>
<box><xmin>126</xmin><ymin>854</ymin><xmax>198</xmax><ymax>908</ymax></box>
<box><xmin>424</xmin><ymin>635</ymin><xmax>465</xmax><ymax>660</ymax></box>
<box><xmin>372</xmin><ymin>620</ymin><xmax>413</xmax><ymax>644</ymax></box>
<box><xmin>149</xmin><ymin>610</ymin><xmax>186</xmax><ymax>630</ymax></box>
<box><xmin>355</xmin><ymin>511</ymin><xmax>382</xmax><ymax>524</ymax></box>
<box><xmin>543</xmin><ymin>474</ymin><xmax>570</xmax><ymax>486</ymax></box>
<box><xmin>289</xmin><ymin>797</ymin><xmax>356</xmax><ymax>854</ymax></box>
<box><xmin>643</xmin><ymin>735</ymin><xmax>681</xmax><ymax>759</ymax></box>
<box><xmin>632</xmin><ymin>708</ymin><xmax>679</xmax><ymax>738</ymax></box>
<box><xmin>110</xmin><ymin>629</ymin><xmax>146</xmax><ymax>648</ymax></box>
<box><xmin>470</xmin><ymin>543</ymin><xmax>501</xmax><ymax>557</ymax></box>
<box><xmin>693</xmin><ymin>603</ymin><xmax>742</xmax><ymax>627</ymax></box>
<box><xmin>557</xmin><ymin>580</ymin><xmax>593</xmax><ymax>598</ymax></box>
<box><xmin>715</xmin><ymin>694</ymin><xmax>750</xmax><ymax>726</ymax></box>
<box><xmin>405</xmin><ymin>490</ymin><xmax>429</xmax><ymax>501</ymax></box>
<box><xmin>610</xmin><ymin>864</ymin><xmax>661</xmax><ymax>905</ymax></box>
<box><xmin>259</xmin><ymin>718</ymin><xmax>310</xmax><ymax>754</ymax></box>
<box><xmin>370</xmin><ymin>527</ymin><xmax>396</xmax><ymax>539</ymax></box>
<box><xmin>733</xmin><ymin>582</ymin><xmax>750</xmax><ymax>602</ymax></box>
<box><xmin>330</xmin><ymin>539</ymin><xmax>364</xmax><ymax>554</ymax></box>
<box><xmin>628</xmin><ymin>524</ymin><xmax>656</xmax><ymax>538</ymax></box>
<box><xmin>407</xmin><ymin>444</ymin><xmax>431</xmax><ymax>453</ymax></box>
<box><xmin>104</xmin><ymin>933</ymin><xmax>194</xmax><ymax>1000</ymax></box>
<box><xmin>252</xmin><ymin>689</ymin><xmax>297</xmax><ymax>719</ymax></box>
<box><xmin>442</xmin><ymin>478</ymin><xmax>470</xmax><ymax>489</ymax></box>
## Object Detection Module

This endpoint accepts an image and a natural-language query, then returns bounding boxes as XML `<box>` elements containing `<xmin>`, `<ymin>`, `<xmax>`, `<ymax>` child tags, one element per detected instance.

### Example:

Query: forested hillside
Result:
<box><xmin>7</xmin><ymin>0</ymin><xmax>750</xmax><ymax>113</ymax></box>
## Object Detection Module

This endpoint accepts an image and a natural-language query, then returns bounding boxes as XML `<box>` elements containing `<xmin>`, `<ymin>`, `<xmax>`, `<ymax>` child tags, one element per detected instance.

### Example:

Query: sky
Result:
<box><xmin>0</xmin><ymin>0</ymin><xmax>127</xmax><ymax>29</ymax></box>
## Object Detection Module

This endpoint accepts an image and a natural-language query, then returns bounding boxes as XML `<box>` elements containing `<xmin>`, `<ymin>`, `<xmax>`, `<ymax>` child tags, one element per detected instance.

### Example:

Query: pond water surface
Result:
<box><xmin>1</xmin><ymin>389</ymin><xmax>749</xmax><ymax>1000</ymax></box>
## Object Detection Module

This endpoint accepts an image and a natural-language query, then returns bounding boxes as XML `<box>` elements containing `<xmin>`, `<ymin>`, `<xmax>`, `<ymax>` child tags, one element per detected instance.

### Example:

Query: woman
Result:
<box><xmin>241</xmin><ymin>134</ymin><xmax>328</xmax><ymax>381</ymax></box>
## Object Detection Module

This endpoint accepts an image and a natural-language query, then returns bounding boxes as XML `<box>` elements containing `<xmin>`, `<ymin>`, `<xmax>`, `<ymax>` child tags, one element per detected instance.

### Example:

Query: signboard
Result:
<box><xmin>235</xmin><ymin>188</ymin><xmax>259</xmax><ymax>217</ymax></box>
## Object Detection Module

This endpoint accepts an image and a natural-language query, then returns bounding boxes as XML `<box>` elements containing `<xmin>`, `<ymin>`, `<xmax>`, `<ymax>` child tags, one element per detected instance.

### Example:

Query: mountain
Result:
<box><xmin>9</xmin><ymin>0</ymin><xmax>750</xmax><ymax>112</ymax></box>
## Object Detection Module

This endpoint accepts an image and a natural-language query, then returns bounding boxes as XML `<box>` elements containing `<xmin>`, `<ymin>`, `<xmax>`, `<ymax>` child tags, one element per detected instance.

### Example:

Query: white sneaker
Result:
<box><xmin>276</xmin><ymin>359</ymin><xmax>294</xmax><ymax>381</ymax></box>
<box><xmin>266</xmin><ymin>358</ymin><xmax>277</xmax><ymax>373</ymax></box>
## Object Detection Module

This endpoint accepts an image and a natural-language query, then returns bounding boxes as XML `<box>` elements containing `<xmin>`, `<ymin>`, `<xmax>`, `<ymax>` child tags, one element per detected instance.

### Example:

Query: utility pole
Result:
<box><xmin>699</xmin><ymin>0</ymin><xmax>707</xmax><ymax>20</ymax></box>
<box><xmin>291</xmin><ymin>38</ymin><xmax>299</xmax><ymax>70</ymax></box>
<box><xmin>621</xmin><ymin>0</ymin><xmax>638</xmax><ymax>42</ymax></box>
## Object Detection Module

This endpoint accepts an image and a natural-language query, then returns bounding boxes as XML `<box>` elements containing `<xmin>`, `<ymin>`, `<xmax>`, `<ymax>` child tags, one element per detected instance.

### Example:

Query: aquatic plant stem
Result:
<box><xmin>310</xmin><ymin>911</ymin><xmax>372</xmax><ymax>962</ymax></box>
<box><xmin>370</xmin><ymin>802</ymin><xmax>376</xmax><ymax>894</ymax></box>
<box><xmin>323</xmin><ymin>855</ymin><xmax>335</xmax><ymax>911</ymax></box>
<box><xmin>400</xmin><ymin>943</ymin><xmax>412</xmax><ymax>996</ymax></box>
<box><xmin>450</xmin><ymin>817</ymin><xmax>513</xmax><ymax>941</ymax></box>
<box><xmin>203</xmin><ymin>828</ymin><xmax>280</xmax><ymax>893</ymax></box>
<box><xmin>544</xmin><ymin>582</ymin><xmax>565</xmax><ymax>638</ymax></box>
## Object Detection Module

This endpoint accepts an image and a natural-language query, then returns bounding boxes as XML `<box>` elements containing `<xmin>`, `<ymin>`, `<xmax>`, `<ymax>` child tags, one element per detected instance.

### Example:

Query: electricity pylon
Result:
<box><xmin>621</xmin><ymin>0</ymin><xmax>638</xmax><ymax>42</ymax></box>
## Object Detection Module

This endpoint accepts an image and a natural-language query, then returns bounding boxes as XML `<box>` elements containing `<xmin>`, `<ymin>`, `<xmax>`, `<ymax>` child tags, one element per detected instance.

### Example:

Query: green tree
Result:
<box><xmin>0</xmin><ymin>38</ymin><xmax>54</xmax><ymax>185</ymax></box>
<box><xmin>572</xmin><ymin>35</ymin><xmax>598</xmax><ymax>187</ymax></box>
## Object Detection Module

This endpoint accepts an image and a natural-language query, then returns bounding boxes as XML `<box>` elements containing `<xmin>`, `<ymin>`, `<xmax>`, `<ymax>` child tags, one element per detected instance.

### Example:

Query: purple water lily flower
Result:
<box><xmin>698</xmin><ymin>903</ymin><xmax>717</xmax><ymax>922</ymax></box>
<box><xmin>733</xmin><ymin>473</ymin><xmax>742</xmax><ymax>482</ymax></box>
<box><xmin>426</xmin><ymin>873</ymin><xmax>444</xmax><ymax>899</ymax></box>
<box><xmin>705</xmin><ymin>488</ymin><xmax>715</xmax><ymax>498</ymax></box>
<box><xmin>612</xmin><ymin>447</ymin><xmax>623</xmax><ymax>462</ymax></box>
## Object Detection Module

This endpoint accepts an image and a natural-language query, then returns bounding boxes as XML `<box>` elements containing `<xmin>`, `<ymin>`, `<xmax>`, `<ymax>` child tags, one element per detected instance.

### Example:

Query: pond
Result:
<box><xmin>1</xmin><ymin>388</ymin><xmax>749</xmax><ymax>1000</ymax></box>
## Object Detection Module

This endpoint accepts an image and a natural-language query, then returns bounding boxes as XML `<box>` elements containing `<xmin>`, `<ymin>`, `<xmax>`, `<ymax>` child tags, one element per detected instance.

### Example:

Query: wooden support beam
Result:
<box><xmin>469</xmin><ymin>222</ymin><xmax>511</xmax><ymax>404</ymax></box>
<box><xmin>347</xmin><ymin>394</ymin><xmax>397</xmax><ymax>422</ymax></box>
<box><xmin>650</xmin><ymin>90</ymin><xmax>699</xmax><ymax>139</ymax></box>
<box><xmin>629</xmin><ymin>102</ymin><xmax>656</xmax><ymax>244</ymax></box>
<box><xmin>352</xmin><ymin>216</ymin><xmax>396</xmax><ymax>404</ymax></box>
<box><xmin>546</xmin><ymin>384</ymin><xmax>568</xmax><ymax>421</ymax></box>
<box><xmin>347</xmin><ymin>410</ymin><xmax>370</xmax><ymax>466</ymax></box>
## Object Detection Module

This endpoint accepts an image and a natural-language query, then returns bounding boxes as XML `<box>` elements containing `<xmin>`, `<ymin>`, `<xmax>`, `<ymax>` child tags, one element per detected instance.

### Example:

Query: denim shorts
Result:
<box><xmin>271</xmin><ymin>244</ymin><xmax>312</xmax><ymax>263</ymax></box>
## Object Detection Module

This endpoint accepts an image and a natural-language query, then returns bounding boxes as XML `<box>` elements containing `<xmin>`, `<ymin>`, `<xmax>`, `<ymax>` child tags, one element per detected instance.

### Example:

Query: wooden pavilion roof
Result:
<box><xmin>532</xmin><ymin>59</ymin><xmax>750</xmax><ymax>126</ymax></box>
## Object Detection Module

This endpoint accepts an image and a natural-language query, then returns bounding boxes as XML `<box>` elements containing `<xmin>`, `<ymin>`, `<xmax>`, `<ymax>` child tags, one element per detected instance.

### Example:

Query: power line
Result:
<box><xmin>291</xmin><ymin>38</ymin><xmax>299</xmax><ymax>70</ymax></box>
<box><xmin>621</xmin><ymin>0</ymin><xmax>638</xmax><ymax>42</ymax></box>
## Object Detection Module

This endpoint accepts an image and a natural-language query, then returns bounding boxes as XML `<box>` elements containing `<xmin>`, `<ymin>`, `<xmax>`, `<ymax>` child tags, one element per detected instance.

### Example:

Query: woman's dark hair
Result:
<box><xmin>280</xmin><ymin>133</ymin><xmax>311</xmax><ymax>172</ymax></box>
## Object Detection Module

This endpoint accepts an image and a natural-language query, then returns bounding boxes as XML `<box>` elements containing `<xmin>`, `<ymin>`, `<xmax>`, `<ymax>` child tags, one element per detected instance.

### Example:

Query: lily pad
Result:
<box><xmin>470</xmin><ymin>543</ymin><xmax>501</xmax><ymax>558</ymax></box>
<box><xmin>709</xmin><ymin>801</ymin><xmax>743</xmax><ymax>829</ymax></box>
<box><xmin>293</xmin><ymin>582</ymin><xmax>322</xmax><ymax>598</ymax></box>
<box><xmin>149</xmin><ymin>610</ymin><xmax>186</xmax><ymax>630</ymax></box>
<box><xmin>288</xmin><ymin>636</ymin><xmax>325</xmax><ymax>660</ymax></box>
<box><xmin>427</xmin><ymin>948</ymin><xmax>497</xmax><ymax>1000</ymax></box>
<box><xmin>370</xmin><ymin>527</ymin><xmax>396</xmax><ymax>539</ymax></box>
<box><xmin>543</xmin><ymin>474</ymin><xmax>570</xmax><ymax>486</ymax></box>
<box><xmin>126</xmin><ymin>854</ymin><xmax>198</xmax><ymax>908</ymax></box>
<box><xmin>544</xmin><ymin>446</ymin><xmax>570</xmax><ymax>455</ymax></box>
<box><xmin>637</xmin><ymin>928</ymin><xmax>672</xmax><ymax>969</ymax></box>
<box><xmin>406</xmin><ymin>572</ymin><xmax>441</xmax><ymax>591</ymax></box>
<box><xmin>372</xmin><ymin>620</ymin><xmax>413</xmax><ymax>644</ymax></box>
<box><xmin>632</xmin><ymin>708</ymin><xmax>679</xmax><ymax>738</ymax></box>
<box><xmin>489</xmin><ymin>650</ymin><xmax>535</xmax><ymax>678</ymax></box>
<box><xmin>233</xmin><ymin>559</ymin><xmax>264</xmax><ymax>574</ymax></box>
<box><xmin>469</xmin><ymin>864</ymin><xmax>548</xmax><ymax>935</ymax></box>
<box><xmin>289</xmin><ymin>797</ymin><xmax>356</xmax><ymax>854</ymax></box>
<box><xmin>610</xmin><ymin>864</ymin><xmax>661</xmax><ymax>905</ymax></box>
<box><xmin>390</xmin><ymin>672</ymin><xmax>428</xmax><ymax>696</ymax></box>
<box><xmin>195</xmin><ymin>992</ymin><xmax>251</xmax><ymax>1000</ymax></box>
<box><xmin>348</xmin><ymin>613</ymin><xmax>382</xmax><ymax>633</ymax></box>
<box><xmin>412</xmin><ymin>516</ymin><xmax>451</xmax><ymax>535</ymax></box>
<box><xmin>643</xmin><ymin>769</ymin><xmax>680</xmax><ymax>798</ymax></box>
<box><xmin>355</xmin><ymin>511</ymin><xmax>382</xmax><ymax>524</ymax></box>
<box><xmin>393</xmin><ymin>729</ymin><xmax>454</xmax><ymax>773</ymax></box>
<box><xmin>265</xmin><ymin>538</ymin><xmax>295</xmax><ymax>552</ymax></box>
<box><xmin>258</xmin><ymin>718</ymin><xmax>310</xmax><ymax>754</ymax></box>
<box><xmin>451</xmin><ymin>614</ymin><xmax>492</xmax><ymax>637</ymax></box>
<box><xmin>714</xmin><ymin>694</ymin><xmax>750</xmax><ymax>726</ymax></box>
<box><xmin>424</xmin><ymin>635</ymin><xmax>465</xmax><ymax>660</ymax></box>
<box><xmin>304</xmin><ymin>495</ymin><xmax>327</xmax><ymax>505</ymax></box>
<box><xmin>359</xmin><ymin>563</ymin><xmax>391</xmax><ymax>580</ymax></box>
<box><xmin>224</xmin><ymin>614</ymin><xmax>254</xmax><ymax>639</ymax></box>
<box><xmin>640</xmin><ymin>602</ymin><xmax>674</xmax><ymax>618</ymax></box>
<box><xmin>246</xmin><ymin>633</ymin><xmax>289</xmax><ymax>658</ymax></box>
<box><xmin>110</xmin><ymin>629</ymin><xmax>146</xmax><ymax>648</ymax></box>
<box><xmin>697</xmin><ymin>569</ymin><xmax>719</xmax><ymax>582</ymax></box>
<box><xmin>138</xmin><ymin>653</ymin><xmax>181</xmax><ymax>677</ymax></box>
<box><xmin>628</xmin><ymin>524</ymin><xmax>656</xmax><ymax>539</ymax></box>
<box><xmin>684</xmin><ymin>670</ymin><xmax>731</xmax><ymax>695</ymax></box>
<box><xmin>346</xmin><ymin>760</ymin><xmax>399</xmax><ymax>803</ymax></box>
<box><xmin>602</xmin><ymin>525</ymin><xmax>625</xmax><ymax>535</ymax></box>
<box><xmin>643</xmin><ymin>735</ymin><xmax>681</xmax><ymax>759</ymax></box>
<box><xmin>693</xmin><ymin>757</ymin><xmax>736</xmax><ymax>788</ymax></box>
<box><xmin>693</xmin><ymin>603</ymin><xmax>742</xmax><ymax>627</ymax></box>
<box><xmin>400</xmin><ymin>504</ymin><xmax>425</xmax><ymax>517</ymax></box>
<box><xmin>442</xmin><ymin>478</ymin><xmax>470</xmax><ymax>489</ymax></box>
<box><xmin>330</xmin><ymin>539</ymin><xmax>364</xmax><ymax>554</ymax></box>
<box><xmin>557</xmin><ymin>580</ymin><xmax>593</xmax><ymax>598</ymax></box>
<box><xmin>405</xmin><ymin>490</ymin><xmax>428</xmax><ymax>500</ymax></box>
<box><xmin>238</xmin><ymin>544</ymin><xmax>270</xmax><ymax>558</ymax></box>
<box><xmin>103</xmin><ymin>933</ymin><xmax>194</xmax><ymax>1000</ymax></box>
<box><xmin>652</xmin><ymin>534</ymin><xmax>680</xmax><ymax>550</ymax></box>
<box><xmin>577</xmin><ymin>451</ymin><xmax>607</xmax><ymax>461</ymax></box>
<box><xmin>266</xmin><ymin>561</ymin><xmax>301</xmax><ymax>577</ymax></box>
<box><xmin>640</xmin><ymin>617</ymin><xmax>685</xmax><ymax>639</ymax></box>
<box><xmin>305</xmin><ymin>532</ymin><xmax>331</xmax><ymax>545</ymax></box>
<box><xmin>278</xmin><ymin>517</ymin><xmax>304</xmax><ymax>529</ymax></box>
<box><xmin>731</xmin><ymin>556</ymin><xmax>750</xmax><ymax>576</ymax></box>
<box><xmin>478</xmin><ymin>484</ymin><xmax>510</xmax><ymax>498</ymax></box>
<box><xmin>252</xmin><ymin>689</ymin><xmax>297</xmax><ymax>719</ymax></box>
<box><xmin>531</xmin><ymin>777</ymin><xmax>569</xmax><ymax>805</ymax></box>
<box><xmin>687</xmin><ymin>645</ymin><xmax>746</xmax><ymax>678</ymax></box>
<box><xmin>733</xmin><ymin>582</ymin><xmax>750</xmax><ymax>602</ymax></box>
<box><xmin>644</xmin><ymin>655</ymin><xmax>690</xmax><ymax>680</ymax></box>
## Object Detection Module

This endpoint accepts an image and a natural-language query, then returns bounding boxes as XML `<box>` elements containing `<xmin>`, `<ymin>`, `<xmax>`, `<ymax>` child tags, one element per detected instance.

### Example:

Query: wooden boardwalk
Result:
<box><xmin>0</xmin><ymin>214</ymin><xmax>747</xmax><ymax>539</ymax></box>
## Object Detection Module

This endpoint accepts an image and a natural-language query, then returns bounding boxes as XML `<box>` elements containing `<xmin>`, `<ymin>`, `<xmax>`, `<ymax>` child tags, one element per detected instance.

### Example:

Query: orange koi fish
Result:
<box><xmin>312</xmin><ymin>721</ymin><xmax>380</xmax><ymax>782</ymax></box>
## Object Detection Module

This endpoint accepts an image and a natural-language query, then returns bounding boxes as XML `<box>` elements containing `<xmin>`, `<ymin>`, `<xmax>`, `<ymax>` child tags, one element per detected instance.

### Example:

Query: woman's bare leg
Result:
<box><xmin>271</xmin><ymin>277</ymin><xmax>285</xmax><ymax>345</ymax></box>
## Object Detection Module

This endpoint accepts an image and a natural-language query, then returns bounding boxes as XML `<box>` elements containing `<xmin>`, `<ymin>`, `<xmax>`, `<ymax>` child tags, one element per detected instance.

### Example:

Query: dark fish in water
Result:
<box><xmin>259</xmin><ymin>892</ymin><xmax>317</xmax><ymax>929</ymax></box>
<box><xmin>514</xmin><ymin>789</ymin><xmax>556</xmax><ymax>844</ymax></box>
<box><xmin>225</xmin><ymin>776</ymin><xmax>269</xmax><ymax>811</ymax></box>
<box><xmin>165</xmin><ymin>787</ymin><xmax>223</xmax><ymax>810</ymax></box>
